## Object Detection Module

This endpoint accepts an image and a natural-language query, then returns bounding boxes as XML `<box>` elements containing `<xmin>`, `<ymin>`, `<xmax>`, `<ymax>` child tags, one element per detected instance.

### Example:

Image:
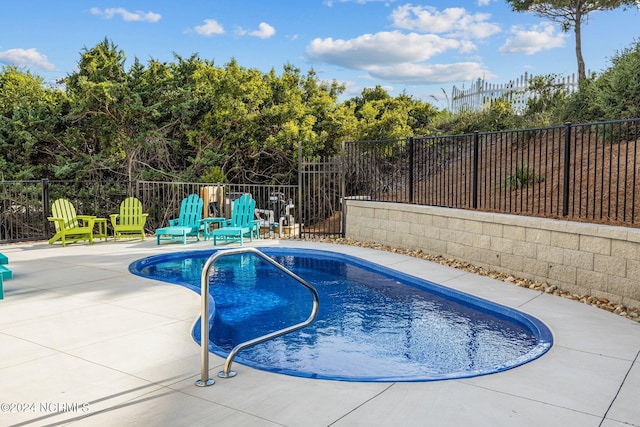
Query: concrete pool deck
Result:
<box><xmin>0</xmin><ymin>238</ymin><xmax>639</xmax><ymax>426</ymax></box>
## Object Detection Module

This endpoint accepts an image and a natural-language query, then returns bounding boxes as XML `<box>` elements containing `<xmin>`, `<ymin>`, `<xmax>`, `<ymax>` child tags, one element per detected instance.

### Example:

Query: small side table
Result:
<box><xmin>201</xmin><ymin>217</ymin><xmax>227</xmax><ymax>240</ymax></box>
<box><xmin>94</xmin><ymin>218</ymin><xmax>108</xmax><ymax>241</ymax></box>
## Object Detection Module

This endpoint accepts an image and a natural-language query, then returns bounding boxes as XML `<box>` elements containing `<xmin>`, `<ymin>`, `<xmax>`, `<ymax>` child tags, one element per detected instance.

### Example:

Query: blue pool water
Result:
<box><xmin>130</xmin><ymin>247</ymin><xmax>553</xmax><ymax>382</ymax></box>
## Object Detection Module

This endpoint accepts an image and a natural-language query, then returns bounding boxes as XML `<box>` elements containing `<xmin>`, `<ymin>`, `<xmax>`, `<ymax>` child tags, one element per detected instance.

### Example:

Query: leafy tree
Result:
<box><xmin>198</xmin><ymin>61</ymin><xmax>349</xmax><ymax>184</ymax></box>
<box><xmin>355</xmin><ymin>97</ymin><xmax>412</xmax><ymax>140</ymax></box>
<box><xmin>0</xmin><ymin>66</ymin><xmax>69</xmax><ymax>179</ymax></box>
<box><xmin>505</xmin><ymin>0</ymin><xmax>637</xmax><ymax>81</ymax></box>
<box><xmin>64</xmin><ymin>41</ymin><xmax>197</xmax><ymax>182</ymax></box>
<box><xmin>297</xmin><ymin>68</ymin><xmax>349</xmax><ymax>157</ymax></box>
<box><xmin>400</xmin><ymin>92</ymin><xmax>439</xmax><ymax>135</ymax></box>
<box><xmin>344</xmin><ymin>86</ymin><xmax>439</xmax><ymax>141</ymax></box>
<box><xmin>63</xmin><ymin>38</ymin><xmax>132</xmax><ymax>180</ymax></box>
<box><xmin>1</xmin><ymin>38</ymin><xmax>444</xmax><ymax>185</ymax></box>
<box><xmin>199</xmin><ymin>58</ymin><xmax>272</xmax><ymax>182</ymax></box>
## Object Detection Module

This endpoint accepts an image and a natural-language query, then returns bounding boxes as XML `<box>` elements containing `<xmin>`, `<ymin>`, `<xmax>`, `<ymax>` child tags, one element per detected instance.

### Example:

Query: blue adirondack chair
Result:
<box><xmin>212</xmin><ymin>194</ymin><xmax>256</xmax><ymax>246</ymax></box>
<box><xmin>0</xmin><ymin>252</ymin><xmax>12</xmax><ymax>299</ymax></box>
<box><xmin>155</xmin><ymin>194</ymin><xmax>203</xmax><ymax>245</ymax></box>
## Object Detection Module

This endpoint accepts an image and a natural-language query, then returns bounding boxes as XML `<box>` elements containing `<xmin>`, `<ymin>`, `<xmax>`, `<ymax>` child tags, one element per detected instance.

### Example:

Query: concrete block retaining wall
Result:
<box><xmin>344</xmin><ymin>200</ymin><xmax>640</xmax><ymax>309</ymax></box>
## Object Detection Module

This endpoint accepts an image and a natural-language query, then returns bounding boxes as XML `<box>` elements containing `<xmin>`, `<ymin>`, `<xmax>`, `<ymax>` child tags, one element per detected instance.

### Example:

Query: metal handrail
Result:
<box><xmin>195</xmin><ymin>247</ymin><xmax>319</xmax><ymax>386</ymax></box>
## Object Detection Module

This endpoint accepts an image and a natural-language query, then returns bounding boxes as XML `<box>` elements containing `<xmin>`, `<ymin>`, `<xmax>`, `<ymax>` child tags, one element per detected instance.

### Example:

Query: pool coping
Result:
<box><xmin>1</xmin><ymin>238</ymin><xmax>639</xmax><ymax>426</ymax></box>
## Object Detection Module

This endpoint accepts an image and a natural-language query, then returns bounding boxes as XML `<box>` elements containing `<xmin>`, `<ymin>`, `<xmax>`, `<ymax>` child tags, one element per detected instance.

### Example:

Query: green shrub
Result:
<box><xmin>561</xmin><ymin>75</ymin><xmax>600</xmax><ymax>122</ymax></box>
<box><xmin>503</xmin><ymin>166</ymin><xmax>543</xmax><ymax>190</ymax></box>
<box><xmin>592</xmin><ymin>39</ymin><xmax>640</xmax><ymax>120</ymax></box>
<box><xmin>564</xmin><ymin>39</ymin><xmax>640</xmax><ymax>122</ymax></box>
<box><xmin>201</xmin><ymin>166</ymin><xmax>227</xmax><ymax>183</ymax></box>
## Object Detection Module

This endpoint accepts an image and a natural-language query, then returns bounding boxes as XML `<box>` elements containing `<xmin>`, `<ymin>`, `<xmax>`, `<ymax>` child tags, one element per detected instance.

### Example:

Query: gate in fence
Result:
<box><xmin>299</xmin><ymin>155</ymin><xmax>344</xmax><ymax>239</ymax></box>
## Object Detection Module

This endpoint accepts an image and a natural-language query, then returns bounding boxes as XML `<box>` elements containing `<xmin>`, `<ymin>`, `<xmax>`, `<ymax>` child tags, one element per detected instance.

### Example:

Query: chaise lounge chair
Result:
<box><xmin>47</xmin><ymin>198</ymin><xmax>97</xmax><ymax>247</ymax></box>
<box><xmin>110</xmin><ymin>197</ymin><xmax>149</xmax><ymax>241</ymax></box>
<box><xmin>211</xmin><ymin>193</ymin><xmax>256</xmax><ymax>246</ymax></box>
<box><xmin>155</xmin><ymin>194</ymin><xmax>203</xmax><ymax>245</ymax></box>
<box><xmin>0</xmin><ymin>252</ymin><xmax>12</xmax><ymax>299</ymax></box>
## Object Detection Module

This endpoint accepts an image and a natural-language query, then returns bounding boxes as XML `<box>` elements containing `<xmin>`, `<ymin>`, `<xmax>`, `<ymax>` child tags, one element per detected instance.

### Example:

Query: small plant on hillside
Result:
<box><xmin>503</xmin><ymin>166</ymin><xmax>543</xmax><ymax>190</ymax></box>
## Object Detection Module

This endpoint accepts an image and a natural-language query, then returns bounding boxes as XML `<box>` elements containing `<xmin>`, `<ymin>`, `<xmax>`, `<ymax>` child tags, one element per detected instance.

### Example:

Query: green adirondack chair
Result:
<box><xmin>155</xmin><ymin>194</ymin><xmax>203</xmax><ymax>245</ymax></box>
<box><xmin>110</xmin><ymin>197</ymin><xmax>149</xmax><ymax>241</ymax></box>
<box><xmin>48</xmin><ymin>199</ymin><xmax>96</xmax><ymax>247</ymax></box>
<box><xmin>212</xmin><ymin>194</ymin><xmax>256</xmax><ymax>246</ymax></box>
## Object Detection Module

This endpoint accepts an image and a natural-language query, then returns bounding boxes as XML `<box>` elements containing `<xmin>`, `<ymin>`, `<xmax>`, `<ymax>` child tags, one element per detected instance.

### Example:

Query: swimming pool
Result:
<box><xmin>130</xmin><ymin>247</ymin><xmax>553</xmax><ymax>382</ymax></box>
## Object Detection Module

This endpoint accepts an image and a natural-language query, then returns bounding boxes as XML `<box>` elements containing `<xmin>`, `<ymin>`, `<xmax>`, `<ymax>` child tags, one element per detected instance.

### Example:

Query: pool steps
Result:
<box><xmin>0</xmin><ymin>252</ymin><xmax>12</xmax><ymax>299</ymax></box>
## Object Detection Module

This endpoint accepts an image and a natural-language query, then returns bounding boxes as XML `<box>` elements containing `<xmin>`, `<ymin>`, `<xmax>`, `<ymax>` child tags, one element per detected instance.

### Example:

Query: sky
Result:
<box><xmin>1</xmin><ymin>0</ymin><xmax>639</xmax><ymax>106</ymax></box>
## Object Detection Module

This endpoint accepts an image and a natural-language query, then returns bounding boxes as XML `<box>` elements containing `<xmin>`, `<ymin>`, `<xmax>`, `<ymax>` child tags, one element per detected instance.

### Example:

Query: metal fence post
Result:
<box><xmin>298</xmin><ymin>143</ymin><xmax>303</xmax><ymax>238</ymax></box>
<box><xmin>472</xmin><ymin>131</ymin><xmax>479</xmax><ymax>209</ymax></box>
<box><xmin>42</xmin><ymin>178</ymin><xmax>50</xmax><ymax>238</ymax></box>
<box><xmin>408</xmin><ymin>137</ymin><xmax>414</xmax><ymax>204</ymax></box>
<box><xmin>341</xmin><ymin>141</ymin><xmax>347</xmax><ymax>237</ymax></box>
<box><xmin>562</xmin><ymin>122</ymin><xmax>572</xmax><ymax>217</ymax></box>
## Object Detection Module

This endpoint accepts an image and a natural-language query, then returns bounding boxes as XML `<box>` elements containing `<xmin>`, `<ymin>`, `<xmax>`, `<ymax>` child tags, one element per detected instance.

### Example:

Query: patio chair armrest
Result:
<box><xmin>110</xmin><ymin>213</ymin><xmax>119</xmax><ymax>225</ymax></box>
<box><xmin>76</xmin><ymin>215</ymin><xmax>96</xmax><ymax>226</ymax></box>
<box><xmin>169</xmin><ymin>219</ymin><xmax>179</xmax><ymax>226</ymax></box>
<box><xmin>47</xmin><ymin>216</ymin><xmax>64</xmax><ymax>225</ymax></box>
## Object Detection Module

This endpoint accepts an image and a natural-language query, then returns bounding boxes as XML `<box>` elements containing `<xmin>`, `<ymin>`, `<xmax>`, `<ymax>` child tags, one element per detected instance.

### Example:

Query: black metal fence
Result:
<box><xmin>2</xmin><ymin>118</ymin><xmax>639</xmax><ymax>243</ymax></box>
<box><xmin>0</xmin><ymin>178</ymin><xmax>342</xmax><ymax>243</ymax></box>
<box><xmin>343</xmin><ymin>119</ymin><xmax>640</xmax><ymax>227</ymax></box>
<box><xmin>0</xmin><ymin>180</ymin><xmax>134</xmax><ymax>243</ymax></box>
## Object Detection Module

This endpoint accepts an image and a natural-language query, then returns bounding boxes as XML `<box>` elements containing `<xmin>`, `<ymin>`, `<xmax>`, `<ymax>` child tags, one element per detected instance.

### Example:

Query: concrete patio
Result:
<box><xmin>0</xmin><ymin>238</ymin><xmax>639</xmax><ymax>426</ymax></box>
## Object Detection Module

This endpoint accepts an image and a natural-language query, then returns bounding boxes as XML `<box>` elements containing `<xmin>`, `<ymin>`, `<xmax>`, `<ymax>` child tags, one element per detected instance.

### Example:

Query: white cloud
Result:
<box><xmin>309</xmin><ymin>3</ymin><xmax>503</xmax><ymax>86</ymax></box>
<box><xmin>390</xmin><ymin>5</ymin><xmax>501</xmax><ymax>39</ymax></box>
<box><xmin>499</xmin><ymin>22</ymin><xmax>567</xmax><ymax>55</ymax></box>
<box><xmin>367</xmin><ymin>62</ymin><xmax>495</xmax><ymax>84</ymax></box>
<box><xmin>89</xmin><ymin>7</ymin><xmax>161</xmax><ymax>23</ymax></box>
<box><xmin>0</xmin><ymin>48</ymin><xmax>55</xmax><ymax>71</ymax></box>
<box><xmin>193</xmin><ymin>19</ymin><xmax>225</xmax><ymax>36</ymax></box>
<box><xmin>307</xmin><ymin>31</ymin><xmax>475</xmax><ymax>68</ymax></box>
<box><xmin>238</xmin><ymin>22</ymin><xmax>276</xmax><ymax>39</ymax></box>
